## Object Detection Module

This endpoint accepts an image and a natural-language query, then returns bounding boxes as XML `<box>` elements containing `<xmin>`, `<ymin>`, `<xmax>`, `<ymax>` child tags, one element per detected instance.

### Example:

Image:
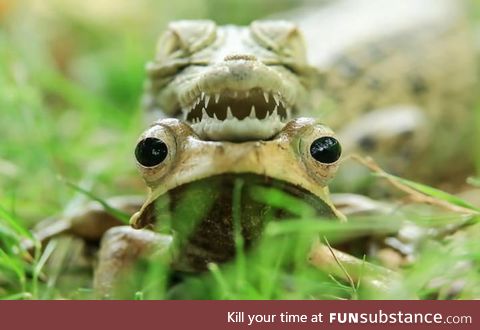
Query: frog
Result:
<box><xmin>31</xmin><ymin>118</ymin><xmax>360</xmax><ymax>297</ymax></box>
<box><xmin>31</xmin><ymin>113</ymin><xmax>467</xmax><ymax>298</ymax></box>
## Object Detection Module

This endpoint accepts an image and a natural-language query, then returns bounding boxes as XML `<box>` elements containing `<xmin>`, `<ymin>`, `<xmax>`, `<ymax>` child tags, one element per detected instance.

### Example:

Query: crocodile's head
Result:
<box><xmin>143</xmin><ymin>20</ymin><xmax>313</xmax><ymax>141</ymax></box>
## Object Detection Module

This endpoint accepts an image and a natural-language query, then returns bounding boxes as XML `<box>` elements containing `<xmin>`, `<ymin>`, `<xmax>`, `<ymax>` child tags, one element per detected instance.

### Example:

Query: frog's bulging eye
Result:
<box><xmin>135</xmin><ymin>137</ymin><xmax>168</xmax><ymax>167</ymax></box>
<box><xmin>310</xmin><ymin>137</ymin><xmax>341</xmax><ymax>164</ymax></box>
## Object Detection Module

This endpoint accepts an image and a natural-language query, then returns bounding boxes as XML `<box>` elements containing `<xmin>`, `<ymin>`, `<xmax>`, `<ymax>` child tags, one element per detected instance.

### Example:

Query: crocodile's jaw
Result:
<box><xmin>178</xmin><ymin>60</ymin><xmax>298</xmax><ymax>141</ymax></box>
<box><xmin>186</xmin><ymin>87</ymin><xmax>292</xmax><ymax>141</ymax></box>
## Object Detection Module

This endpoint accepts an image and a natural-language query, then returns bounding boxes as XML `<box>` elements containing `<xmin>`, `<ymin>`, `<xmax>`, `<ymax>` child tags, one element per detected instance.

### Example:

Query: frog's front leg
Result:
<box><xmin>26</xmin><ymin>196</ymin><xmax>145</xmax><ymax>250</ymax></box>
<box><xmin>94</xmin><ymin>226</ymin><xmax>172</xmax><ymax>298</ymax></box>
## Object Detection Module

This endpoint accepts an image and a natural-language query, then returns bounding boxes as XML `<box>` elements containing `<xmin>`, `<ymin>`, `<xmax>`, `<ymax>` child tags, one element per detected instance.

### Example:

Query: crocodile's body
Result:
<box><xmin>290</xmin><ymin>0</ymin><xmax>476</xmax><ymax>182</ymax></box>
<box><xmin>143</xmin><ymin>0</ymin><xmax>476</xmax><ymax>182</ymax></box>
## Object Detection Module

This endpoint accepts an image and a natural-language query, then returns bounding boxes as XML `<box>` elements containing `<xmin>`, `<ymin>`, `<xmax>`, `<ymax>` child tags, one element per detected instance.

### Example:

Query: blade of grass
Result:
<box><xmin>232</xmin><ymin>179</ymin><xmax>246</xmax><ymax>290</ymax></box>
<box><xmin>378</xmin><ymin>173</ymin><xmax>480</xmax><ymax>213</ymax></box>
<box><xmin>0</xmin><ymin>225</ymin><xmax>21</xmax><ymax>243</ymax></box>
<box><xmin>352</xmin><ymin>155</ymin><xmax>480</xmax><ymax>214</ymax></box>
<box><xmin>208</xmin><ymin>263</ymin><xmax>232</xmax><ymax>299</ymax></box>
<box><xmin>1</xmin><ymin>292</ymin><xmax>33</xmax><ymax>300</ymax></box>
<box><xmin>249</xmin><ymin>186</ymin><xmax>317</xmax><ymax>217</ymax></box>
<box><xmin>0</xmin><ymin>205</ymin><xmax>35</xmax><ymax>241</ymax></box>
<box><xmin>0</xmin><ymin>248</ymin><xmax>26</xmax><ymax>290</ymax></box>
<box><xmin>265</xmin><ymin>218</ymin><xmax>402</xmax><ymax>237</ymax></box>
<box><xmin>32</xmin><ymin>239</ymin><xmax>57</xmax><ymax>299</ymax></box>
<box><xmin>60</xmin><ymin>177</ymin><xmax>130</xmax><ymax>224</ymax></box>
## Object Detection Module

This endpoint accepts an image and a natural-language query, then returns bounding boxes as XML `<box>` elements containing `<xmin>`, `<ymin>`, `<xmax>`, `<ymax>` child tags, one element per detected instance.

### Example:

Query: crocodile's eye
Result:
<box><xmin>310</xmin><ymin>137</ymin><xmax>342</xmax><ymax>164</ymax></box>
<box><xmin>156</xmin><ymin>20</ymin><xmax>217</xmax><ymax>59</ymax></box>
<box><xmin>250</xmin><ymin>20</ymin><xmax>307</xmax><ymax>64</ymax></box>
<box><xmin>135</xmin><ymin>137</ymin><xmax>168</xmax><ymax>167</ymax></box>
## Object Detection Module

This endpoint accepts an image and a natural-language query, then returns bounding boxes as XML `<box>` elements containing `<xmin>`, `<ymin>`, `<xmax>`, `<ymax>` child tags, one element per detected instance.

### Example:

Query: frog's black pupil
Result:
<box><xmin>310</xmin><ymin>137</ymin><xmax>341</xmax><ymax>164</ymax></box>
<box><xmin>135</xmin><ymin>138</ymin><xmax>168</xmax><ymax>167</ymax></box>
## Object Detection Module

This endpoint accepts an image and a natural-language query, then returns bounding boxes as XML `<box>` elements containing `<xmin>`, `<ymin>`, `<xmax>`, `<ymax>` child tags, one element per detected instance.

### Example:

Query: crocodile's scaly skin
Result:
<box><xmin>143</xmin><ymin>20</ymin><xmax>312</xmax><ymax>141</ymax></box>
<box><xmin>143</xmin><ymin>0</ymin><xmax>477</xmax><ymax>183</ymax></box>
<box><xmin>289</xmin><ymin>0</ymin><xmax>477</xmax><ymax>182</ymax></box>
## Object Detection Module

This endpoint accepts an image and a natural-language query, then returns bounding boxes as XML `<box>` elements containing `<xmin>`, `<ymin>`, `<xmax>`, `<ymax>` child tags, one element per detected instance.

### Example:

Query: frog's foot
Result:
<box><xmin>24</xmin><ymin>196</ymin><xmax>145</xmax><ymax>251</ymax></box>
<box><xmin>308</xmin><ymin>240</ymin><xmax>415</xmax><ymax>298</ymax></box>
<box><xmin>331</xmin><ymin>193</ymin><xmax>396</xmax><ymax>216</ymax></box>
<box><xmin>330</xmin><ymin>193</ymin><xmax>414</xmax><ymax>270</ymax></box>
<box><xmin>94</xmin><ymin>226</ymin><xmax>172</xmax><ymax>299</ymax></box>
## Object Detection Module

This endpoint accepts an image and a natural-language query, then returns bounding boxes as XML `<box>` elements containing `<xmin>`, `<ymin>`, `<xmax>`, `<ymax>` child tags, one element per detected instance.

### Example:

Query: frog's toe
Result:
<box><xmin>94</xmin><ymin>226</ymin><xmax>172</xmax><ymax>298</ymax></box>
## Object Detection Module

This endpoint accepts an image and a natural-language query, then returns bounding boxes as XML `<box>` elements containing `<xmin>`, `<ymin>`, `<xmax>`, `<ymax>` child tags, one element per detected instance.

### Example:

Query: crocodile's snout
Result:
<box><xmin>177</xmin><ymin>57</ymin><xmax>297</xmax><ymax>141</ymax></box>
<box><xmin>224</xmin><ymin>54</ymin><xmax>258</xmax><ymax>61</ymax></box>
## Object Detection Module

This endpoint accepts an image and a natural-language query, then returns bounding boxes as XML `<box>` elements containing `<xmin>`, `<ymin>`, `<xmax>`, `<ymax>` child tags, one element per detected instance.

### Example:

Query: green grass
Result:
<box><xmin>1</xmin><ymin>0</ymin><xmax>480</xmax><ymax>299</ymax></box>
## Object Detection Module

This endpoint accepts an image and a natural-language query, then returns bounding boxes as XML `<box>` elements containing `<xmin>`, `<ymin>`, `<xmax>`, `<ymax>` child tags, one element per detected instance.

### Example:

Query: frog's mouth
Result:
<box><xmin>131</xmin><ymin>174</ymin><xmax>336</xmax><ymax>272</ymax></box>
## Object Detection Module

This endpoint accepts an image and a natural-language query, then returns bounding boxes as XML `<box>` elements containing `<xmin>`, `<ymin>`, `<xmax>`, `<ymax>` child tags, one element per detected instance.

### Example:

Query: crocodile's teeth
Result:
<box><xmin>271</xmin><ymin>106</ymin><xmax>278</xmax><ymax>118</ymax></box>
<box><xmin>273</xmin><ymin>106</ymin><xmax>278</xmax><ymax>116</ymax></box>
<box><xmin>273</xmin><ymin>94</ymin><xmax>280</xmax><ymax>106</ymax></box>
<box><xmin>263</xmin><ymin>92</ymin><xmax>269</xmax><ymax>103</ymax></box>
<box><xmin>286</xmin><ymin>107</ymin><xmax>292</xmax><ymax>119</ymax></box>
<box><xmin>226</xmin><ymin>106</ymin><xmax>233</xmax><ymax>119</ymax></box>
<box><xmin>185</xmin><ymin>86</ymin><xmax>292</xmax><ymax>138</ymax></box>
<box><xmin>249</xmin><ymin>105</ymin><xmax>256</xmax><ymax>119</ymax></box>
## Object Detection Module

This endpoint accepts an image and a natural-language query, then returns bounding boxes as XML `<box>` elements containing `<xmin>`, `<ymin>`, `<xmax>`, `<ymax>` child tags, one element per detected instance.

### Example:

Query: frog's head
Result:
<box><xmin>130</xmin><ymin>118</ymin><xmax>342</xmax><ymax>271</ymax></box>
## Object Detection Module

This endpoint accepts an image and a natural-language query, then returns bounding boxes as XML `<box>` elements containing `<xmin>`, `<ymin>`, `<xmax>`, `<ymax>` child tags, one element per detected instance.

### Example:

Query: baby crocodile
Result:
<box><xmin>143</xmin><ymin>0</ymin><xmax>476</xmax><ymax>182</ymax></box>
